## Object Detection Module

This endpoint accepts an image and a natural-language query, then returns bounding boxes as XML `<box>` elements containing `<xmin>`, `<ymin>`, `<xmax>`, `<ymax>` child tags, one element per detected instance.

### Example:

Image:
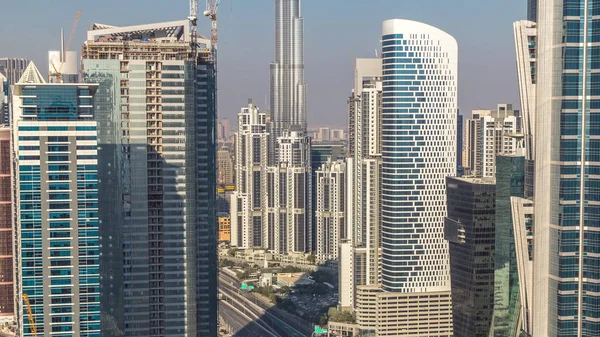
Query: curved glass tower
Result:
<box><xmin>380</xmin><ymin>19</ymin><xmax>458</xmax><ymax>293</ymax></box>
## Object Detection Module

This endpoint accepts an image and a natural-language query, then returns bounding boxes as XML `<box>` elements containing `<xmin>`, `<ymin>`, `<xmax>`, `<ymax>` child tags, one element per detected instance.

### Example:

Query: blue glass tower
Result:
<box><xmin>533</xmin><ymin>1</ymin><xmax>600</xmax><ymax>336</ymax></box>
<box><xmin>13</xmin><ymin>62</ymin><xmax>100</xmax><ymax>337</ymax></box>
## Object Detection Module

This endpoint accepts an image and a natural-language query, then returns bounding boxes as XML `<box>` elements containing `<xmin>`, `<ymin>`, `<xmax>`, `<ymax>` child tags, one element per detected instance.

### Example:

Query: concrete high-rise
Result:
<box><xmin>0</xmin><ymin>126</ymin><xmax>12</xmax><ymax>322</ymax></box>
<box><xmin>378</xmin><ymin>19</ymin><xmax>457</xmax><ymax>336</ymax></box>
<box><xmin>230</xmin><ymin>101</ymin><xmax>269</xmax><ymax>249</ymax></box>
<box><xmin>315</xmin><ymin>159</ymin><xmax>346</xmax><ymax>263</ymax></box>
<box><xmin>0</xmin><ymin>73</ymin><xmax>7</xmax><ymax>125</ymax></box>
<box><xmin>531</xmin><ymin>1</ymin><xmax>600</xmax><ymax>336</ymax></box>
<box><xmin>270</xmin><ymin>0</ymin><xmax>306</xmax><ymax>134</ymax></box>
<box><xmin>12</xmin><ymin>62</ymin><xmax>101</xmax><ymax>337</ymax></box>
<box><xmin>82</xmin><ymin>21</ymin><xmax>217</xmax><ymax>337</ymax></box>
<box><xmin>445</xmin><ymin>176</ymin><xmax>496</xmax><ymax>337</ymax></box>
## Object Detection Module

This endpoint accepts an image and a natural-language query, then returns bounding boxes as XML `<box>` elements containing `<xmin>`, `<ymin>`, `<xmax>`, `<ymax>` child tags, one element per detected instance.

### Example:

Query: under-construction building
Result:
<box><xmin>82</xmin><ymin>20</ymin><xmax>217</xmax><ymax>337</ymax></box>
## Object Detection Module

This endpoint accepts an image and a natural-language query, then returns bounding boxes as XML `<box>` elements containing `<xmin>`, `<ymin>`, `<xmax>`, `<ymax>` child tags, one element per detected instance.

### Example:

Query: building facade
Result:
<box><xmin>12</xmin><ymin>62</ymin><xmax>101</xmax><ymax>337</ymax></box>
<box><xmin>82</xmin><ymin>21</ymin><xmax>217</xmax><ymax>337</ymax></box>
<box><xmin>315</xmin><ymin>159</ymin><xmax>346</xmax><ymax>262</ymax></box>
<box><xmin>0</xmin><ymin>127</ymin><xmax>13</xmax><ymax>321</ymax></box>
<box><xmin>377</xmin><ymin>19</ymin><xmax>457</xmax><ymax>336</ymax></box>
<box><xmin>230</xmin><ymin>101</ymin><xmax>268</xmax><ymax>249</ymax></box>
<box><xmin>490</xmin><ymin>155</ymin><xmax>525</xmax><ymax>337</ymax></box>
<box><xmin>531</xmin><ymin>1</ymin><xmax>600</xmax><ymax>335</ymax></box>
<box><xmin>445</xmin><ymin>176</ymin><xmax>496</xmax><ymax>337</ymax></box>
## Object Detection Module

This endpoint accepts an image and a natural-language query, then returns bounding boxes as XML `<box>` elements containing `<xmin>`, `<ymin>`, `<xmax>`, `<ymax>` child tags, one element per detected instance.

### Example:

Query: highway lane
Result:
<box><xmin>220</xmin><ymin>300</ymin><xmax>275</xmax><ymax>337</ymax></box>
<box><xmin>219</xmin><ymin>270</ymin><xmax>313</xmax><ymax>337</ymax></box>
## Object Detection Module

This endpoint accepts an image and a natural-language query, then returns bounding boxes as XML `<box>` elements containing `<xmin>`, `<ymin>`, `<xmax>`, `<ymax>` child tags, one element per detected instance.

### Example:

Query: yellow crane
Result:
<box><xmin>49</xmin><ymin>10</ymin><xmax>82</xmax><ymax>83</ymax></box>
<box><xmin>22</xmin><ymin>294</ymin><xmax>37</xmax><ymax>337</ymax></box>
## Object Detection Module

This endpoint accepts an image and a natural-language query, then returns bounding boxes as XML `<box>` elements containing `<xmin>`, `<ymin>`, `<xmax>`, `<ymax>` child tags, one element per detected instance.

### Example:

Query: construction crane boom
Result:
<box><xmin>204</xmin><ymin>0</ymin><xmax>220</xmax><ymax>56</ymax></box>
<box><xmin>23</xmin><ymin>294</ymin><xmax>37</xmax><ymax>337</ymax></box>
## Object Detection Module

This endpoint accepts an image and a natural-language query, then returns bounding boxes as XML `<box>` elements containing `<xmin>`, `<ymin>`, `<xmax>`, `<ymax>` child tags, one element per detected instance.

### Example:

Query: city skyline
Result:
<box><xmin>0</xmin><ymin>0</ymin><xmax>524</xmax><ymax>127</ymax></box>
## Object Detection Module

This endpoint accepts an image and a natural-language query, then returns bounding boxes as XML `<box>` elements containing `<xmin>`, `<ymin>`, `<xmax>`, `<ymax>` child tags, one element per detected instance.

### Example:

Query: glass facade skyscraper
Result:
<box><xmin>12</xmin><ymin>62</ymin><xmax>101</xmax><ymax>337</ymax></box>
<box><xmin>380</xmin><ymin>19</ymin><xmax>457</xmax><ymax>293</ymax></box>
<box><xmin>533</xmin><ymin>1</ymin><xmax>600</xmax><ymax>335</ymax></box>
<box><xmin>82</xmin><ymin>21</ymin><xmax>217</xmax><ymax>337</ymax></box>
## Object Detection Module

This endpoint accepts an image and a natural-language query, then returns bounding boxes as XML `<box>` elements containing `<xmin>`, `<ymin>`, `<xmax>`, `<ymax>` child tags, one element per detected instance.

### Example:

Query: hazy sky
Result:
<box><xmin>0</xmin><ymin>0</ymin><xmax>526</xmax><ymax>128</ymax></box>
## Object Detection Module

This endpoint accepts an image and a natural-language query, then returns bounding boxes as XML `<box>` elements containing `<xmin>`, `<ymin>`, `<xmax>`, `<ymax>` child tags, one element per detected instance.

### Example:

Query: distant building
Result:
<box><xmin>318</xmin><ymin>127</ymin><xmax>331</xmax><ymax>141</ymax></box>
<box><xmin>445</xmin><ymin>176</ymin><xmax>496</xmax><ymax>337</ymax></box>
<box><xmin>463</xmin><ymin>104</ymin><xmax>520</xmax><ymax>177</ymax></box>
<box><xmin>457</xmin><ymin>113</ymin><xmax>464</xmax><ymax>176</ymax></box>
<box><xmin>315</xmin><ymin>159</ymin><xmax>346</xmax><ymax>262</ymax></box>
<box><xmin>0</xmin><ymin>58</ymin><xmax>30</xmax><ymax>125</ymax></box>
<box><xmin>0</xmin><ymin>73</ymin><xmax>7</xmax><ymax>125</ymax></box>
<box><xmin>330</xmin><ymin>129</ymin><xmax>345</xmax><ymax>141</ymax></box>
<box><xmin>218</xmin><ymin>216</ymin><xmax>231</xmax><ymax>243</ymax></box>
<box><xmin>217</xmin><ymin>149</ymin><xmax>234</xmax><ymax>187</ymax></box>
<box><xmin>12</xmin><ymin>62</ymin><xmax>101</xmax><ymax>337</ymax></box>
<box><xmin>0</xmin><ymin>126</ymin><xmax>13</xmax><ymax>321</ymax></box>
<box><xmin>276</xmin><ymin>273</ymin><xmax>315</xmax><ymax>287</ymax></box>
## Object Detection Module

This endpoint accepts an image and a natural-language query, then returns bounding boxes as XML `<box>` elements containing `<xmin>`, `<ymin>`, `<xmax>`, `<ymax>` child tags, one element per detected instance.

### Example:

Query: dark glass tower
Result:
<box><xmin>445</xmin><ymin>176</ymin><xmax>496</xmax><ymax>337</ymax></box>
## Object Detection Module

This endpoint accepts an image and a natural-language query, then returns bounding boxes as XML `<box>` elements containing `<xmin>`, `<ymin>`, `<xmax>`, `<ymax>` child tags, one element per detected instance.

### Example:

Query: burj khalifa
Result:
<box><xmin>270</xmin><ymin>0</ymin><xmax>307</xmax><ymax>135</ymax></box>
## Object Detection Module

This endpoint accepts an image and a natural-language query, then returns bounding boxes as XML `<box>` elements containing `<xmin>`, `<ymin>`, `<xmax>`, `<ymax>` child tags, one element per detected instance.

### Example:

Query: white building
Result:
<box><xmin>376</xmin><ymin>19</ymin><xmax>457</xmax><ymax>336</ymax></box>
<box><xmin>315</xmin><ymin>159</ymin><xmax>346</xmax><ymax>262</ymax></box>
<box><xmin>231</xmin><ymin>101</ymin><xmax>268</xmax><ymax>249</ymax></box>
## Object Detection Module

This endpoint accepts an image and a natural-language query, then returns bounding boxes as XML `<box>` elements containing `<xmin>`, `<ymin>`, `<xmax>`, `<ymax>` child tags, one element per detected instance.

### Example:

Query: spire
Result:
<box><xmin>17</xmin><ymin>62</ymin><xmax>46</xmax><ymax>84</ymax></box>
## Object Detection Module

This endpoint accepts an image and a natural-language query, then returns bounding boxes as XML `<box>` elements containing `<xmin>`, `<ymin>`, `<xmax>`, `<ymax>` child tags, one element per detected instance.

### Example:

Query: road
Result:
<box><xmin>219</xmin><ymin>300</ymin><xmax>275</xmax><ymax>336</ymax></box>
<box><xmin>218</xmin><ymin>270</ymin><xmax>314</xmax><ymax>337</ymax></box>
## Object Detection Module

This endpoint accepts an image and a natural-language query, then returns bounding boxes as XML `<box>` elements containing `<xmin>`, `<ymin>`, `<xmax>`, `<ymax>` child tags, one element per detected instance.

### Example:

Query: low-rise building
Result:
<box><xmin>277</xmin><ymin>273</ymin><xmax>315</xmax><ymax>287</ymax></box>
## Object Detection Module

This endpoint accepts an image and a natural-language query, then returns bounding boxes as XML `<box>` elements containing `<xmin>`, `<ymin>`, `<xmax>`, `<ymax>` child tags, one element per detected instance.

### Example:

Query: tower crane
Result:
<box><xmin>49</xmin><ymin>10</ymin><xmax>82</xmax><ymax>83</ymax></box>
<box><xmin>23</xmin><ymin>294</ymin><xmax>38</xmax><ymax>337</ymax></box>
<box><xmin>204</xmin><ymin>0</ymin><xmax>221</xmax><ymax>59</ymax></box>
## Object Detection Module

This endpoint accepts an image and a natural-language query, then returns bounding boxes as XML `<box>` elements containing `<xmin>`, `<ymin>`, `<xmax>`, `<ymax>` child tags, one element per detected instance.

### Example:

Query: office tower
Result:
<box><xmin>530</xmin><ymin>1</ymin><xmax>600</xmax><ymax>336</ymax></box>
<box><xmin>0</xmin><ymin>58</ymin><xmax>30</xmax><ymax>125</ymax></box>
<box><xmin>377</xmin><ymin>19</ymin><xmax>456</xmax><ymax>336</ymax></box>
<box><xmin>457</xmin><ymin>113</ymin><xmax>463</xmax><ymax>176</ymax></box>
<box><xmin>462</xmin><ymin>111</ymin><xmax>487</xmax><ymax>175</ymax></box>
<box><xmin>344</xmin><ymin>58</ymin><xmax>382</xmax><ymax>319</ymax></box>
<box><xmin>82</xmin><ymin>21</ymin><xmax>217</xmax><ymax>337</ymax></box>
<box><xmin>217</xmin><ymin>149</ymin><xmax>234</xmax><ymax>186</ymax></box>
<box><xmin>49</xmin><ymin>51</ymin><xmax>78</xmax><ymax>83</ymax></box>
<box><xmin>270</xmin><ymin>0</ymin><xmax>306</xmax><ymax>135</ymax></box>
<box><xmin>12</xmin><ymin>62</ymin><xmax>100</xmax><ymax>337</ymax></box>
<box><xmin>445</xmin><ymin>176</ymin><xmax>496</xmax><ymax>337</ymax></box>
<box><xmin>230</xmin><ymin>101</ymin><xmax>268</xmax><ymax>249</ymax></box>
<box><xmin>490</xmin><ymin>155</ymin><xmax>525</xmax><ymax>337</ymax></box>
<box><xmin>0</xmin><ymin>127</ymin><xmax>12</xmax><ymax>322</ymax></box>
<box><xmin>527</xmin><ymin>0</ymin><xmax>537</xmax><ymax>22</ymax></box>
<box><xmin>315</xmin><ymin>159</ymin><xmax>346</xmax><ymax>262</ymax></box>
<box><xmin>266</xmin><ymin>130</ymin><xmax>312</xmax><ymax>253</ymax></box>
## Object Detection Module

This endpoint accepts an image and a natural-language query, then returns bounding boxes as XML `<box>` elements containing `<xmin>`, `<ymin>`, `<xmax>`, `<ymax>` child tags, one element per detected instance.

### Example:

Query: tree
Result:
<box><xmin>227</xmin><ymin>248</ymin><xmax>238</xmax><ymax>257</ymax></box>
<box><xmin>327</xmin><ymin>307</ymin><xmax>355</xmax><ymax>323</ymax></box>
<box><xmin>306</xmin><ymin>254</ymin><xmax>316</xmax><ymax>264</ymax></box>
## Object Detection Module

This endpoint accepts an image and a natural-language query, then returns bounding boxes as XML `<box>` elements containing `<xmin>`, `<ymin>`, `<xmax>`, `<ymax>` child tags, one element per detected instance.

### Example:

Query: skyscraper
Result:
<box><xmin>230</xmin><ymin>101</ymin><xmax>268</xmax><ymax>249</ymax></box>
<box><xmin>527</xmin><ymin>0</ymin><xmax>537</xmax><ymax>22</ymax></box>
<box><xmin>270</xmin><ymin>0</ymin><xmax>306</xmax><ymax>135</ymax></box>
<box><xmin>0</xmin><ymin>126</ymin><xmax>13</xmax><ymax>322</ymax></box>
<box><xmin>445</xmin><ymin>176</ymin><xmax>496</xmax><ymax>337</ymax></box>
<box><xmin>82</xmin><ymin>21</ymin><xmax>217</xmax><ymax>337</ymax></box>
<box><xmin>531</xmin><ymin>1</ymin><xmax>600</xmax><ymax>335</ymax></box>
<box><xmin>378</xmin><ymin>19</ymin><xmax>457</xmax><ymax>335</ymax></box>
<box><xmin>315</xmin><ymin>159</ymin><xmax>346</xmax><ymax>263</ymax></box>
<box><xmin>457</xmin><ymin>113</ymin><xmax>463</xmax><ymax>176</ymax></box>
<box><xmin>12</xmin><ymin>62</ymin><xmax>101</xmax><ymax>337</ymax></box>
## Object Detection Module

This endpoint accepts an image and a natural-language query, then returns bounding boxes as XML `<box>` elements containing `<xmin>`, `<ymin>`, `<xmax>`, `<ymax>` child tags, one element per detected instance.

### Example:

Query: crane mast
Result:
<box><xmin>23</xmin><ymin>294</ymin><xmax>38</xmax><ymax>337</ymax></box>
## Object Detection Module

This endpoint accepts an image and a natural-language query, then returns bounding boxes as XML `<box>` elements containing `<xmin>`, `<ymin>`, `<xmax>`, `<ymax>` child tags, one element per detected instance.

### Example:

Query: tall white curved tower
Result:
<box><xmin>380</xmin><ymin>19</ymin><xmax>458</xmax><ymax>293</ymax></box>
